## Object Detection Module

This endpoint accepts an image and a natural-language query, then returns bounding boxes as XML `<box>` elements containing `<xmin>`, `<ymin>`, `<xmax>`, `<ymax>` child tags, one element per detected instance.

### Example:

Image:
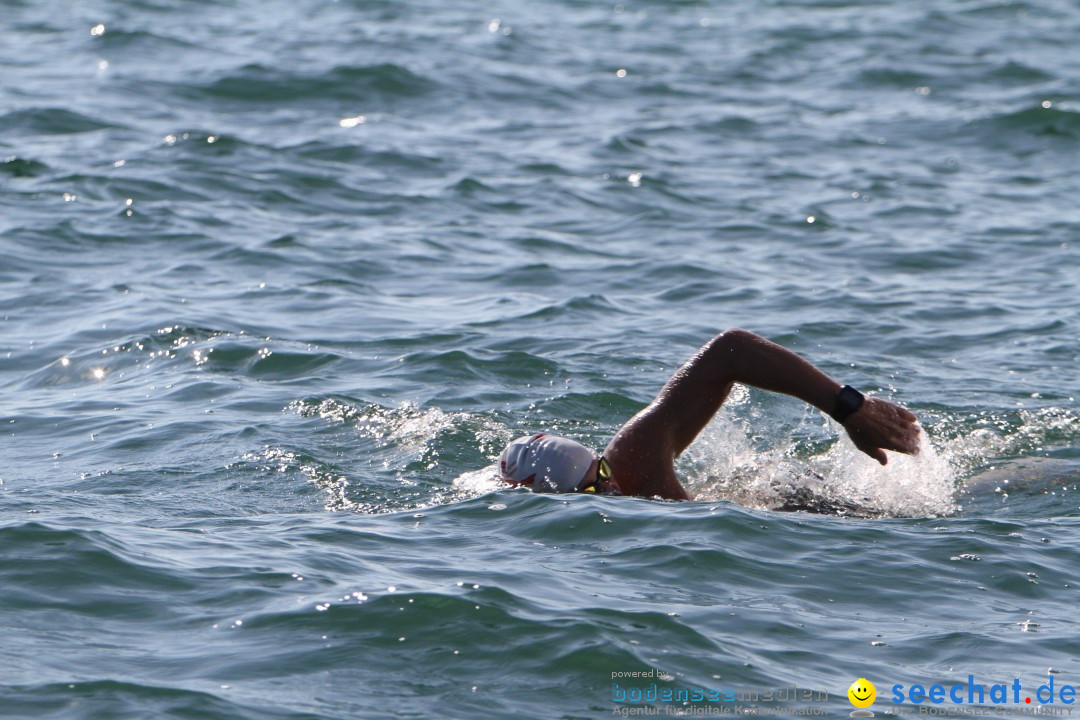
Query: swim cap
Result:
<box><xmin>498</xmin><ymin>433</ymin><xmax>595</xmax><ymax>493</ymax></box>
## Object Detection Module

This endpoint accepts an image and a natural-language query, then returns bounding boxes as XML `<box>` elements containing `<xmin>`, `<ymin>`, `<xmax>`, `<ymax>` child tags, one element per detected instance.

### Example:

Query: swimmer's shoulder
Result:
<box><xmin>603</xmin><ymin>422</ymin><xmax>689</xmax><ymax>501</ymax></box>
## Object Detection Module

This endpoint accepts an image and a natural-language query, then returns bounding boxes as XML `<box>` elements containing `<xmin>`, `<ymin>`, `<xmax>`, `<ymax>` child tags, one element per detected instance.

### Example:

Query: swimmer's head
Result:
<box><xmin>498</xmin><ymin>433</ymin><xmax>596</xmax><ymax>493</ymax></box>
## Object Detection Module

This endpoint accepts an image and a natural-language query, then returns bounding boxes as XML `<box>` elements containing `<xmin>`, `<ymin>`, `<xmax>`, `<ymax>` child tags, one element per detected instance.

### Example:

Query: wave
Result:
<box><xmin>0</xmin><ymin>155</ymin><xmax>50</xmax><ymax>177</ymax></box>
<box><xmin>0</xmin><ymin>107</ymin><xmax>121</xmax><ymax>135</ymax></box>
<box><xmin>0</xmin><ymin>522</ymin><xmax>197</xmax><ymax>614</ymax></box>
<box><xmin>965</xmin><ymin>103</ymin><xmax>1080</xmax><ymax>143</ymax></box>
<box><xmin>0</xmin><ymin>680</ymin><xmax>306</xmax><ymax>720</ymax></box>
<box><xmin>284</xmin><ymin>398</ymin><xmax>512</xmax><ymax>512</ymax></box>
<box><xmin>189</xmin><ymin>63</ymin><xmax>436</xmax><ymax>105</ymax></box>
<box><xmin>284</xmin><ymin>140</ymin><xmax>444</xmax><ymax>173</ymax></box>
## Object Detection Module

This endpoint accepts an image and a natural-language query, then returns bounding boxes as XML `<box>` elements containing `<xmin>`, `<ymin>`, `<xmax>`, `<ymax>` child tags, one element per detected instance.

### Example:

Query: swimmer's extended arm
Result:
<box><xmin>609</xmin><ymin>329</ymin><xmax>919</xmax><ymax>478</ymax></box>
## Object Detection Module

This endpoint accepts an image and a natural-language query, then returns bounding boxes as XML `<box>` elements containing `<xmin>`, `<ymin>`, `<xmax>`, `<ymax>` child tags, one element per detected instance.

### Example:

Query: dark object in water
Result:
<box><xmin>774</xmin><ymin>485</ymin><xmax>884</xmax><ymax>517</ymax></box>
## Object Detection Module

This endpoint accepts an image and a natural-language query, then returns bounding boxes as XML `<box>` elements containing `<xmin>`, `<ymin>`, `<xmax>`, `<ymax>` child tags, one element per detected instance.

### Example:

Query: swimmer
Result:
<box><xmin>498</xmin><ymin>328</ymin><xmax>920</xmax><ymax>500</ymax></box>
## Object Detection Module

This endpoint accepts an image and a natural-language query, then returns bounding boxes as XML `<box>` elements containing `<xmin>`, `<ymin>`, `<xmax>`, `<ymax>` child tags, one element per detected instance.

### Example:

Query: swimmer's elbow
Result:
<box><xmin>711</xmin><ymin>328</ymin><xmax>760</xmax><ymax>351</ymax></box>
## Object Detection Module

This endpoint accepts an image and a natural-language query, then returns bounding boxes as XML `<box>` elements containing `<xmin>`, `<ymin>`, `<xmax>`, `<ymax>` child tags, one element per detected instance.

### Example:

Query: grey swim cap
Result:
<box><xmin>498</xmin><ymin>433</ymin><xmax>595</xmax><ymax>493</ymax></box>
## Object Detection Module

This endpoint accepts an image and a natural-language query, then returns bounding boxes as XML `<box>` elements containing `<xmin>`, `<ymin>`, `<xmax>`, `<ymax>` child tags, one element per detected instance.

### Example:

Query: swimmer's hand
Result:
<box><xmin>841</xmin><ymin>397</ymin><xmax>921</xmax><ymax>465</ymax></box>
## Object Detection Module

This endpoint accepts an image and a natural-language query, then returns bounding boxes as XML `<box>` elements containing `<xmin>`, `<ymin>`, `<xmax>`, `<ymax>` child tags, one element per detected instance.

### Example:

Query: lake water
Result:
<box><xmin>2</xmin><ymin>0</ymin><xmax>1078</xmax><ymax>718</ymax></box>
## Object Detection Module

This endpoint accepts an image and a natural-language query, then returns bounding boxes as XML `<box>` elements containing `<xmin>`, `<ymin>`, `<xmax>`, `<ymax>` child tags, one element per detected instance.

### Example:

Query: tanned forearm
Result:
<box><xmin>707</xmin><ymin>329</ymin><xmax>843</xmax><ymax>414</ymax></box>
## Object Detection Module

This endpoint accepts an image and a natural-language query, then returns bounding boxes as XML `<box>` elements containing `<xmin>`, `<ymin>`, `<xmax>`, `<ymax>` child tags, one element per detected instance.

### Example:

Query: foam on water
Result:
<box><xmin>295</xmin><ymin>393</ymin><xmax>1080</xmax><ymax>520</ymax></box>
<box><xmin>279</xmin><ymin>395</ymin><xmax>1080</xmax><ymax>520</ymax></box>
<box><xmin>287</xmin><ymin>398</ymin><xmax>512</xmax><ymax>511</ymax></box>
<box><xmin>680</xmin><ymin>388</ymin><xmax>957</xmax><ymax>517</ymax></box>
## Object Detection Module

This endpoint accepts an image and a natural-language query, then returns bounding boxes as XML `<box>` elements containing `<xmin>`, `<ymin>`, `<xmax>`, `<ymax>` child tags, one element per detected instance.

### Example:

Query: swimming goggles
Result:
<box><xmin>577</xmin><ymin>456</ymin><xmax>615</xmax><ymax>494</ymax></box>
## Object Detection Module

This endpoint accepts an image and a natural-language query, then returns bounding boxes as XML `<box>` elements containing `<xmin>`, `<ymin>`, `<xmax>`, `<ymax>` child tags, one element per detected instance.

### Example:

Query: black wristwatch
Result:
<box><xmin>829</xmin><ymin>385</ymin><xmax>865</xmax><ymax>423</ymax></box>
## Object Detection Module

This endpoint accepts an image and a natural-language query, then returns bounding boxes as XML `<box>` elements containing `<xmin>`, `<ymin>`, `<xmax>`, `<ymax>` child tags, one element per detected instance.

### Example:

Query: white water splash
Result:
<box><xmin>683</xmin><ymin>402</ymin><xmax>1079</xmax><ymax>517</ymax></box>
<box><xmin>451</xmin><ymin>464</ymin><xmax>504</xmax><ymax>497</ymax></box>
<box><xmin>803</xmin><ymin>423</ymin><xmax>957</xmax><ymax>517</ymax></box>
<box><xmin>286</xmin><ymin>398</ymin><xmax>1076</xmax><ymax>517</ymax></box>
<box><xmin>289</xmin><ymin>399</ymin><xmax>513</xmax><ymax>511</ymax></box>
<box><xmin>683</xmin><ymin>396</ymin><xmax>957</xmax><ymax>517</ymax></box>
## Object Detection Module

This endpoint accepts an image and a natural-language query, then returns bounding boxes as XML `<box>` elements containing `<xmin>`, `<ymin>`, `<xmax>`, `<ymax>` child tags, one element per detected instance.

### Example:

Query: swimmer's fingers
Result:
<box><xmin>880</xmin><ymin>401</ymin><xmax>921</xmax><ymax>454</ymax></box>
<box><xmin>842</xmin><ymin>397</ymin><xmax>921</xmax><ymax>462</ymax></box>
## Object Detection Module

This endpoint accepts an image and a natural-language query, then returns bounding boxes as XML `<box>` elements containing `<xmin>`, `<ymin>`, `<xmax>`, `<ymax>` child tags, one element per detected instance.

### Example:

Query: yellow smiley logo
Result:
<box><xmin>848</xmin><ymin>678</ymin><xmax>876</xmax><ymax>708</ymax></box>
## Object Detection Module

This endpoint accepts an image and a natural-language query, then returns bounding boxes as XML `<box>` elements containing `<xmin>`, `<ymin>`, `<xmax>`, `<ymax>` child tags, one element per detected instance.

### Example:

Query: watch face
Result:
<box><xmin>833</xmin><ymin>386</ymin><xmax>865</xmax><ymax>421</ymax></box>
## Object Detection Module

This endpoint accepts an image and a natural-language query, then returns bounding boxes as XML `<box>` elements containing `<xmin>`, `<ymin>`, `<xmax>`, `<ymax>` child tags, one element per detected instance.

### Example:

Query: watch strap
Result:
<box><xmin>829</xmin><ymin>385</ymin><xmax>865</xmax><ymax>423</ymax></box>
